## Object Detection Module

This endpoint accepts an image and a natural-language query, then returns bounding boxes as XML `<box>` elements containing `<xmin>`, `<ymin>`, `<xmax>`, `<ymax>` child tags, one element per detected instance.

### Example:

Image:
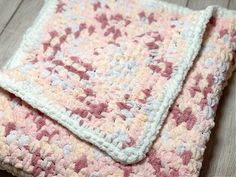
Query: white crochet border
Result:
<box><xmin>0</xmin><ymin>0</ymin><xmax>231</xmax><ymax>164</ymax></box>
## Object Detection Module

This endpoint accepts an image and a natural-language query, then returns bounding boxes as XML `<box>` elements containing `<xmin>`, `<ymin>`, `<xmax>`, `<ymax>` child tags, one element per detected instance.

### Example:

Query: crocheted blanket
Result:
<box><xmin>0</xmin><ymin>0</ymin><xmax>235</xmax><ymax>176</ymax></box>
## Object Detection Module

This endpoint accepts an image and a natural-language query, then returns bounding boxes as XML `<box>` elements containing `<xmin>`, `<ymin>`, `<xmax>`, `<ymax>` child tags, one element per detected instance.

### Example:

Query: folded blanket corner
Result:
<box><xmin>0</xmin><ymin>0</ymin><xmax>235</xmax><ymax>176</ymax></box>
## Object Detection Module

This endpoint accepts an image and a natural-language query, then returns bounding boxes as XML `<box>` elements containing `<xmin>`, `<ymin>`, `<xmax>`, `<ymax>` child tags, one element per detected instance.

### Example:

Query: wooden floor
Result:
<box><xmin>0</xmin><ymin>0</ymin><xmax>235</xmax><ymax>176</ymax></box>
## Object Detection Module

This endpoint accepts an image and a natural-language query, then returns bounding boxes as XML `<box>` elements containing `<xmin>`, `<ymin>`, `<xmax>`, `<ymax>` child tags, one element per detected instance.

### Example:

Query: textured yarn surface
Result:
<box><xmin>0</xmin><ymin>0</ymin><xmax>215</xmax><ymax>163</ymax></box>
<box><xmin>0</xmin><ymin>0</ymin><xmax>235</xmax><ymax>176</ymax></box>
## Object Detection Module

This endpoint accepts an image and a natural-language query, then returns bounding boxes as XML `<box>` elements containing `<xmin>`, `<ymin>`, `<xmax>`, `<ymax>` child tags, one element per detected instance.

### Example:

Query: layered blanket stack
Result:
<box><xmin>0</xmin><ymin>0</ymin><xmax>235</xmax><ymax>177</ymax></box>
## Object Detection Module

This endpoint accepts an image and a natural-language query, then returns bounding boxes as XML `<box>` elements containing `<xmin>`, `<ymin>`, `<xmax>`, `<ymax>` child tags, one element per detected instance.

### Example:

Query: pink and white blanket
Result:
<box><xmin>0</xmin><ymin>0</ymin><xmax>235</xmax><ymax>177</ymax></box>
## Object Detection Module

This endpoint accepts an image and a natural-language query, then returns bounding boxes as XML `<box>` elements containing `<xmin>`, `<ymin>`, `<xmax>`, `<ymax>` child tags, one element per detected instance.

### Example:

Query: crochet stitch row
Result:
<box><xmin>0</xmin><ymin>0</ymin><xmax>235</xmax><ymax>176</ymax></box>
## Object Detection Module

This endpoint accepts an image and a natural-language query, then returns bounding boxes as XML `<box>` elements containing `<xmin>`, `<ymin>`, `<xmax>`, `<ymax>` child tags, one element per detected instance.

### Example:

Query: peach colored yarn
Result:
<box><xmin>0</xmin><ymin>0</ymin><xmax>235</xmax><ymax>177</ymax></box>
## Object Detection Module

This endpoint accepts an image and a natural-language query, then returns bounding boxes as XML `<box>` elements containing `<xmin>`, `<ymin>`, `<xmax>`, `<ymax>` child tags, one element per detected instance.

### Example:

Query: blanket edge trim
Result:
<box><xmin>0</xmin><ymin>1</ymin><xmax>214</xmax><ymax>164</ymax></box>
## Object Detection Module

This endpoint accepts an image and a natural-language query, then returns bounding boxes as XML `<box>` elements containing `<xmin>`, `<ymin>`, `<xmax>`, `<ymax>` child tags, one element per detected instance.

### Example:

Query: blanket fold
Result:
<box><xmin>0</xmin><ymin>0</ymin><xmax>235</xmax><ymax>176</ymax></box>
